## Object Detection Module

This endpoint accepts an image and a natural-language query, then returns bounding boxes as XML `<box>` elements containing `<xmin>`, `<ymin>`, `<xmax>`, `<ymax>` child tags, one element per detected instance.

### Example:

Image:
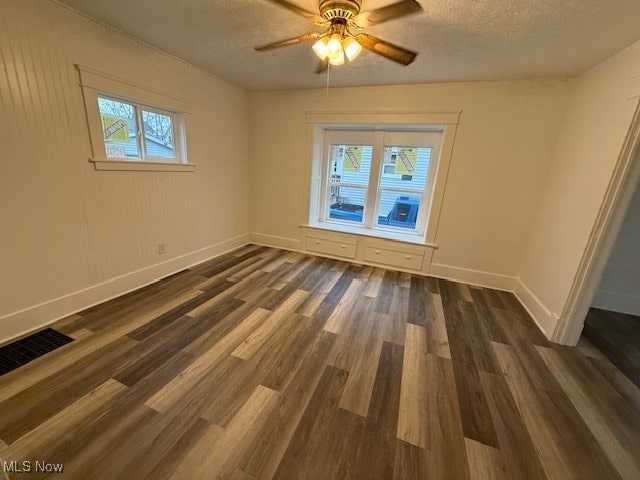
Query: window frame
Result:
<box><xmin>375</xmin><ymin>131</ymin><xmax>442</xmax><ymax>236</ymax></box>
<box><xmin>320</xmin><ymin>129</ymin><xmax>443</xmax><ymax>237</ymax></box>
<box><xmin>77</xmin><ymin>64</ymin><xmax>194</xmax><ymax>172</ymax></box>
<box><xmin>97</xmin><ymin>94</ymin><xmax>181</xmax><ymax>163</ymax></box>
<box><xmin>303</xmin><ymin>111</ymin><xmax>460</xmax><ymax>247</ymax></box>
<box><xmin>321</xmin><ymin>130</ymin><xmax>376</xmax><ymax>229</ymax></box>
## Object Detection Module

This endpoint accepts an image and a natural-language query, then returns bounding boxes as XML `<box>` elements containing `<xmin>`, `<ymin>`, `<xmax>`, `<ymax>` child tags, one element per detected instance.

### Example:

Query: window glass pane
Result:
<box><xmin>376</xmin><ymin>190</ymin><xmax>421</xmax><ymax>230</ymax></box>
<box><xmin>329</xmin><ymin>144</ymin><xmax>372</xmax><ymax>187</ymax></box>
<box><xmin>380</xmin><ymin>146</ymin><xmax>431</xmax><ymax>190</ymax></box>
<box><xmin>328</xmin><ymin>186</ymin><xmax>366</xmax><ymax>223</ymax></box>
<box><xmin>142</xmin><ymin>110</ymin><xmax>175</xmax><ymax>159</ymax></box>
<box><xmin>98</xmin><ymin>96</ymin><xmax>139</xmax><ymax>158</ymax></box>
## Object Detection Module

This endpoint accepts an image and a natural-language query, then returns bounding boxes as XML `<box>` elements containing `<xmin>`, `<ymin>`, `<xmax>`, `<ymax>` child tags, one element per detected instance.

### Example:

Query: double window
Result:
<box><xmin>98</xmin><ymin>95</ymin><xmax>179</xmax><ymax>162</ymax></box>
<box><xmin>320</xmin><ymin>130</ymin><xmax>443</xmax><ymax>237</ymax></box>
<box><xmin>77</xmin><ymin>65</ymin><xmax>192</xmax><ymax>172</ymax></box>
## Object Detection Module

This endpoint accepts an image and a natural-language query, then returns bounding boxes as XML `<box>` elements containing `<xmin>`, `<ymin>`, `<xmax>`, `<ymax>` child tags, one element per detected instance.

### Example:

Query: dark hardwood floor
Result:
<box><xmin>1</xmin><ymin>245</ymin><xmax>639</xmax><ymax>479</ymax></box>
<box><xmin>582</xmin><ymin>307</ymin><xmax>640</xmax><ymax>389</ymax></box>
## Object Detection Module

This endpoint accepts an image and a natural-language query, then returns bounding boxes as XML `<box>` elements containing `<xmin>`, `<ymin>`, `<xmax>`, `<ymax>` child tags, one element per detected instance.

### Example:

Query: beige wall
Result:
<box><xmin>518</xmin><ymin>40</ymin><xmax>640</xmax><ymax>337</ymax></box>
<box><xmin>592</xmin><ymin>179</ymin><xmax>640</xmax><ymax>316</ymax></box>
<box><xmin>0</xmin><ymin>0</ymin><xmax>250</xmax><ymax>340</ymax></box>
<box><xmin>4</xmin><ymin>0</ymin><xmax>638</xmax><ymax>345</ymax></box>
<box><xmin>249</xmin><ymin>79</ymin><xmax>572</xmax><ymax>284</ymax></box>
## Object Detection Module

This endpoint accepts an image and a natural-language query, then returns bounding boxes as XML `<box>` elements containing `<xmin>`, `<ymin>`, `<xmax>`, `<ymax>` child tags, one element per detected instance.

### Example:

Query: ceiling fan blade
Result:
<box><xmin>263</xmin><ymin>0</ymin><xmax>324</xmax><ymax>22</ymax></box>
<box><xmin>254</xmin><ymin>32</ymin><xmax>320</xmax><ymax>51</ymax></box>
<box><xmin>355</xmin><ymin>33</ymin><xmax>417</xmax><ymax>65</ymax></box>
<box><xmin>353</xmin><ymin>0</ymin><xmax>422</xmax><ymax>27</ymax></box>
<box><xmin>315</xmin><ymin>58</ymin><xmax>329</xmax><ymax>74</ymax></box>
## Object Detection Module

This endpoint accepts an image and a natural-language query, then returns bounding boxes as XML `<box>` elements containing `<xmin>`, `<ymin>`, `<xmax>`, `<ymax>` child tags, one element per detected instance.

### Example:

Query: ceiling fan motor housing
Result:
<box><xmin>319</xmin><ymin>0</ymin><xmax>362</xmax><ymax>20</ymax></box>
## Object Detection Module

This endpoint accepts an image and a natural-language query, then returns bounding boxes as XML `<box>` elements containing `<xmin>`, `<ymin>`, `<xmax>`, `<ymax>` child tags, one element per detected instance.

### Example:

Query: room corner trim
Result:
<box><xmin>513</xmin><ymin>278</ymin><xmax>559</xmax><ymax>340</ymax></box>
<box><xmin>0</xmin><ymin>233</ymin><xmax>251</xmax><ymax>344</ymax></box>
<box><xmin>428</xmin><ymin>263</ymin><xmax>516</xmax><ymax>291</ymax></box>
<box><xmin>250</xmin><ymin>232</ymin><xmax>304</xmax><ymax>251</ymax></box>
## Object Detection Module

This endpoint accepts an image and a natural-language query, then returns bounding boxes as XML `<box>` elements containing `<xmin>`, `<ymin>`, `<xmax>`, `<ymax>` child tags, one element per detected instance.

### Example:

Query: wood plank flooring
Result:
<box><xmin>1</xmin><ymin>245</ymin><xmax>639</xmax><ymax>479</ymax></box>
<box><xmin>582</xmin><ymin>307</ymin><xmax>640</xmax><ymax>388</ymax></box>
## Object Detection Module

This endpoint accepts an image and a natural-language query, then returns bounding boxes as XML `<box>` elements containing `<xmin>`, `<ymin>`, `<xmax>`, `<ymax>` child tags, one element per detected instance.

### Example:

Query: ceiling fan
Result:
<box><xmin>254</xmin><ymin>0</ymin><xmax>423</xmax><ymax>72</ymax></box>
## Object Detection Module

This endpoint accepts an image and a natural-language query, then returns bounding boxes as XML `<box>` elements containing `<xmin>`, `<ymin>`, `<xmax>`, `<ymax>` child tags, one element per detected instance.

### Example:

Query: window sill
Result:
<box><xmin>303</xmin><ymin>222</ymin><xmax>437</xmax><ymax>248</ymax></box>
<box><xmin>90</xmin><ymin>158</ymin><xmax>195</xmax><ymax>172</ymax></box>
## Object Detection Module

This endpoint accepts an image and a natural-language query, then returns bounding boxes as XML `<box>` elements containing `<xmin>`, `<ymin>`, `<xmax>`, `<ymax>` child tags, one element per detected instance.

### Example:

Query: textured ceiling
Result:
<box><xmin>55</xmin><ymin>0</ymin><xmax>640</xmax><ymax>91</ymax></box>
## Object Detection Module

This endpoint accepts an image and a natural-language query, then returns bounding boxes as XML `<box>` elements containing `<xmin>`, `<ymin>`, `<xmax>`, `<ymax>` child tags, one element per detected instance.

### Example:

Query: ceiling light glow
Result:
<box><xmin>328</xmin><ymin>48</ymin><xmax>345</xmax><ymax>65</ymax></box>
<box><xmin>326</xmin><ymin>33</ymin><xmax>343</xmax><ymax>60</ymax></box>
<box><xmin>312</xmin><ymin>38</ymin><xmax>329</xmax><ymax>60</ymax></box>
<box><xmin>343</xmin><ymin>36</ymin><xmax>362</xmax><ymax>61</ymax></box>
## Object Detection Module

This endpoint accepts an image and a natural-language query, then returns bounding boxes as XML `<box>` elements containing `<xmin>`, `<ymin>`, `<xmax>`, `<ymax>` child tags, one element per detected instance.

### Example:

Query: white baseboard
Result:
<box><xmin>592</xmin><ymin>290</ymin><xmax>640</xmax><ymax>316</ymax></box>
<box><xmin>513</xmin><ymin>278</ymin><xmax>560</xmax><ymax>340</ymax></box>
<box><xmin>428</xmin><ymin>263</ymin><xmax>516</xmax><ymax>291</ymax></box>
<box><xmin>249</xmin><ymin>235</ymin><xmax>557</xmax><ymax>342</ymax></box>
<box><xmin>252</xmin><ymin>232</ymin><xmax>517</xmax><ymax>292</ymax></box>
<box><xmin>250</xmin><ymin>232</ymin><xmax>304</xmax><ymax>252</ymax></box>
<box><xmin>0</xmin><ymin>233</ymin><xmax>251</xmax><ymax>344</ymax></box>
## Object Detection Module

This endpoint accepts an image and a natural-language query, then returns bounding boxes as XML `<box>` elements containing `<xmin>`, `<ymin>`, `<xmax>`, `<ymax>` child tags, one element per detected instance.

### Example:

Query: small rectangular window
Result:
<box><xmin>77</xmin><ymin>65</ymin><xmax>192</xmax><ymax>172</ymax></box>
<box><xmin>97</xmin><ymin>94</ymin><xmax>179</xmax><ymax>163</ymax></box>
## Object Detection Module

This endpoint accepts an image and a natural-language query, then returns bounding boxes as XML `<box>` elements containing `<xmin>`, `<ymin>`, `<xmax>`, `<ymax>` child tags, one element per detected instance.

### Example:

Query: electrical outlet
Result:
<box><xmin>157</xmin><ymin>243</ymin><xmax>166</xmax><ymax>255</ymax></box>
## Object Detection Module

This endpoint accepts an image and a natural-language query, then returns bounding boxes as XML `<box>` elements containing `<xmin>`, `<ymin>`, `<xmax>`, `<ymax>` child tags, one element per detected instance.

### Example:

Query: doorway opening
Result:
<box><xmin>555</xmin><ymin>104</ymin><xmax>640</xmax><ymax>346</ymax></box>
<box><xmin>580</xmin><ymin>178</ymin><xmax>640</xmax><ymax>387</ymax></box>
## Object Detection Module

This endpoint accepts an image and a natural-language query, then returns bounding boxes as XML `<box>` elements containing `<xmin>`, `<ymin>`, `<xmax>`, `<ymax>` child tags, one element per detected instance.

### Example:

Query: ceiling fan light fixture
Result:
<box><xmin>312</xmin><ymin>37</ymin><xmax>329</xmax><ymax>60</ymax></box>
<box><xmin>326</xmin><ymin>33</ymin><xmax>343</xmax><ymax>58</ymax></box>
<box><xmin>328</xmin><ymin>48</ymin><xmax>345</xmax><ymax>65</ymax></box>
<box><xmin>255</xmin><ymin>0</ymin><xmax>422</xmax><ymax>71</ymax></box>
<box><xmin>343</xmin><ymin>36</ymin><xmax>362</xmax><ymax>61</ymax></box>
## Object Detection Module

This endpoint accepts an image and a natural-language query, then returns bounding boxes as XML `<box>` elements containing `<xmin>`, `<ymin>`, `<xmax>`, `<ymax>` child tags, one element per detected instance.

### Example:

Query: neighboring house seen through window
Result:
<box><xmin>320</xmin><ymin>129</ymin><xmax>443</xmax><ymax>237</ymax></box>
<box><xmin>98</xmin><ymin>95</ymin><xmax>179</xmax><ymax>162</ymax></box>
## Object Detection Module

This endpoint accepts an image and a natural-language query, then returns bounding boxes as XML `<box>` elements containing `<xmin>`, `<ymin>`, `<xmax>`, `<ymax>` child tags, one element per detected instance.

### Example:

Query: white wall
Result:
<box><xmin>0</xmin><ymin>0</ymin><xmax>250</xmax><ymax>341</ymax></box>
<box><xmin>592</xmin><ymin>180</ymin><xmax>640</xmax><ymax>316</ymax></box>
<box><xmin>249</xmin><ymin>79</ymin><xmax>572</xmax><ymax>286</ymax></box>
<box><xmin>518</xmin><ymin>40</ymin><xmax>640</xmax><ymax>337</ymax></box>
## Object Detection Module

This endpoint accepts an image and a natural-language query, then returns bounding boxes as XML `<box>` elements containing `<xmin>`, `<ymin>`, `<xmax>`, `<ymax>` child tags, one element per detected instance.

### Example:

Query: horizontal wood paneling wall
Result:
<box><xmin>0</xmin><ymin>0</ymin><xmax>250</xmax><ymax>341</ymax></box>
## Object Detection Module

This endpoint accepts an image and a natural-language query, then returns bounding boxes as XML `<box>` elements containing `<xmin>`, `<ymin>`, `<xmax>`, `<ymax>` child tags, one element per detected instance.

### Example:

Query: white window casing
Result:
<box><xmin>76</xmin><ymin>65</ymin><xmax>194</xmax><ymax>172</ymax></box>
<box><xmin>304</xmin><ymin>111</ymin><xmax>459</xmax><ymax>247</ymax></box>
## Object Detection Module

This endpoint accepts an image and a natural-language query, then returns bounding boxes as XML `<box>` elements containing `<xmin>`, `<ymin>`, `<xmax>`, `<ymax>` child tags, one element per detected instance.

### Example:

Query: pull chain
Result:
<box><xmin>326</xmin><ymin>63</ymin><xmax>330</xmax><ymax>96</ymax></box>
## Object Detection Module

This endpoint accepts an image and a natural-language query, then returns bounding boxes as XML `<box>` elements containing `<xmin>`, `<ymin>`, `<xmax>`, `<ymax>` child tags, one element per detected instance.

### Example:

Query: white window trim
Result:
<box><xmin>303</xmin><ymin>111</ymin><xmax>461</xmax><ymax>247</ymax></box>
<box><xmin>378</xmin><ymin>131</ymin><xmax>442</xmax><ymax>236</ymax></box>
<box><xmin>76</xmin><ymin>65</ymin><xmax>195</xmax><ymax>172</ymax></box>
<box><xmin>319</xmin><ymin>130</ymin><xmax>443</xmax><ymax>237</ymax></box>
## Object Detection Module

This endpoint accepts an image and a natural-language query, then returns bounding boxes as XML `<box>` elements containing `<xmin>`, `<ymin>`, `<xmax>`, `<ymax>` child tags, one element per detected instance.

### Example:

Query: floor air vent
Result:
<box><xmin>0</xmin><ymin>328</ymin><xmax>74</xmax><ymax>376</ymax></box>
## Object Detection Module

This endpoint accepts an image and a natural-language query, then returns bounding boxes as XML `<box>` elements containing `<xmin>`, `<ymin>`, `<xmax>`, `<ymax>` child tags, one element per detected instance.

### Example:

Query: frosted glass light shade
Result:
<box><xmin>328</xmin><ymin>48</ymin><xmax>345</xmax><ymax>65</ymax></box>
<box><xmin>312</xmin><ymin>38</ymin><xmax>329</xmax><ymax>60</ymax></box>
<box><xmin>326</xmin><ymin>33</ymin><xmax>343</xmax><ymax>60</ymax></box>
<box><xmin>343</xmin><ymin>37</ymin><xmax>362</xmax><ymax>61</ymax></box>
